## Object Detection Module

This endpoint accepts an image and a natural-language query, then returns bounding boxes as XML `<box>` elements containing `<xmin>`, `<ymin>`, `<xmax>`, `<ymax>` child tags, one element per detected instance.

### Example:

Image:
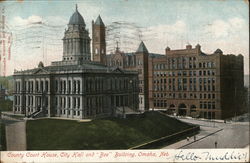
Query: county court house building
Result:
<box><xmin>12</xmin><ymin>6</ymin><xmax>139</xmax><ymax>119</ymax></box>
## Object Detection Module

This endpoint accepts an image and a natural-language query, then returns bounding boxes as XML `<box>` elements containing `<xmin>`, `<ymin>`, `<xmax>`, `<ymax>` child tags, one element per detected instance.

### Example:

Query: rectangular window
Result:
<box><xmin>204</xmin><ymin>102</ymin><xmax>207</xmax><ymax>109</ymax></box>
<box><xmin>199</xmin><ymin>71</ymin><xmax>202</xmax><ymax>76</ymax></box>
<box><xmin>208</xmin><ymin>102</ymin><xmax>211</xmax><ymax>109</ymax></box>
<box><xmin>200</xmin><ymin>101</ymin><xmax>203</xmax><ymax>108</ymax></box>
<box><xmin>212</xmin><ymin>102</ymin><xmax>215</xmax><ymax>109</ymax></box>
<box><xmin>68</xmin><ymin>97</ymin><xmax>71</xmax><ymax>108</ymax></box>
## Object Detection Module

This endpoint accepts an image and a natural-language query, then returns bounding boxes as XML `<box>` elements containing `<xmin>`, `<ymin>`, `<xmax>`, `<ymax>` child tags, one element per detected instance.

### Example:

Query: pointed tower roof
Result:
<box><xmin>69</xmin><ymin>4</ymin><xmax>85</xmax><ymax>26</ymax></box>
<box><xmin>95</xmin><ymin>15</ymin><xmax>105</xmax><ymax>26</ymax></box>
<box><xmin>136</xmin><ymin>41</ymin><xmax>148</xmax><ymax>53</ymax></box>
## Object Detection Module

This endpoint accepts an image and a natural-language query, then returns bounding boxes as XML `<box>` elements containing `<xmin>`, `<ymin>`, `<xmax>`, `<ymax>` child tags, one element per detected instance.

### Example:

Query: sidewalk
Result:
<box><xmin>163</xmin><ymin>126</ymin><xmax>222</xmax><ymax>149</ymax></box>
<box><xmin>6</xmin><ymin>121</ymin><xmax>26</xmax><ymax>151</ymax></box>
<box><xmin>29</xmin><ymin>116</ymin><xmax>92</xmax><ymax>122</ymax></box>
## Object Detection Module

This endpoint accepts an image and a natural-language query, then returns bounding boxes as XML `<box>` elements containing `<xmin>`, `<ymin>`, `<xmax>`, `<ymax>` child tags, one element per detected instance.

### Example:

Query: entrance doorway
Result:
<box><xmin>178</xmin><ymin>103</ymin><xmax>187</xmax><ymax>116</ymax></box>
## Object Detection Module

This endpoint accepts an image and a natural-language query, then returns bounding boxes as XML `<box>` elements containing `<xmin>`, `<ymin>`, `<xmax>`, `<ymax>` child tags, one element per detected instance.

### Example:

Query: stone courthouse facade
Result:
<box><xmin>13</xmin><ymin>6</ymin><xmax>139</xmax><ymax>119</ymax></box>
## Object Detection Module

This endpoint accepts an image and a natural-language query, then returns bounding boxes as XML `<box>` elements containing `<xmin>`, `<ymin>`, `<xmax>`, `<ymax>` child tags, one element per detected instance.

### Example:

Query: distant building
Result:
<box><xmin>13</xmin><ymin>5</ymin><xmax>139</xmax><ymax>119</ymax></box>
<box><xmin>0</xmin><ymin>84</ymin><xmax>6</xmax><ymax>100</ymax></box>
<box><xmin>106</xmin><ymin>42</ymin><xmax>163</xmax><ymax>111</ymax></box>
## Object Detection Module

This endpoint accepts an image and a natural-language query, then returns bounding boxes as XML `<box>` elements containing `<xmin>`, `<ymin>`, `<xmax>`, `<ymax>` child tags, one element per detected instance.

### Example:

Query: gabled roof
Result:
<box><xmin>95</xmin><ymin>15</ymin><xmax>105</xmax><ymax>26</ymax></box>
<box><xmin>136</xmin><ymin>41</ymin><xmax>148</xmax><ymax>53</ymax></box>
<box><xmin>69</xmin><ymin>4</ymin><xmax>85</xmax><ymax>26</ymax></box>
<box><xmin>14</xmin><ymin>62</ymin><xmax>137</xmax><ymax>75</ymax></box>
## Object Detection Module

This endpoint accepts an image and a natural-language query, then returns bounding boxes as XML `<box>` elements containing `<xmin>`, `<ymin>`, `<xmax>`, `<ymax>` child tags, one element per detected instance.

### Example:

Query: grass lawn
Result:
<box><xmin>0</xmin><ymin>99</ymin><xmax>13</xmax><ymax>112</ymax></box>
<box><xmin>26</xmin><ymin>111</ymin><xmax>194</xmax><ymax>150</ymax></box>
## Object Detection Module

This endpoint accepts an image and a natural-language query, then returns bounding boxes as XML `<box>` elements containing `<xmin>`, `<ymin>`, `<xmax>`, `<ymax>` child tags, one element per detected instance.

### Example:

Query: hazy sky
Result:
<box><xmin>1</xmin><ymin>0</ymin><xmax>249</xmax><ymax>75</ymax></box>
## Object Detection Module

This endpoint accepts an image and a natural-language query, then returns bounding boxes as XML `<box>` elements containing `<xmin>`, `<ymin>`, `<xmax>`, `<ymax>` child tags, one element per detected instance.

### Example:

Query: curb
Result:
<box><xmin>178</xmin><ymin>128</ymin><xmax>223</xmax><ymax>149</ymax></box>
<box><xmin>129</xmin><ymin>126</ymin><xmax>200</xmax><ymax>149</ymax></box>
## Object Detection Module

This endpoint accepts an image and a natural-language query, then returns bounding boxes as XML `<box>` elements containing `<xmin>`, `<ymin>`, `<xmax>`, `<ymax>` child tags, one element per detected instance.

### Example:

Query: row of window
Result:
<box><xmin>58</xmin><ymin>109</ymin><xmax>81</xmax><ymax>116</ymax></box>
<box><xmin>153</xmin><ymin>101</ymin><xmax>216</xmax><ymax>110</ymax></box>
<box><xmin>14</xmin><ymin>107</ymin><xmax>22</xmax><ymax>112</ymax></box>
<box><xmin>55</xmin><ymin>97</ymin><xmax>81</xmax><ymax>109</ymax></box>
<box><xmin>201</xmin><ymin>111</ymin><xmax>216</xmax><ymax>119</ymax></box>
<box><xmin>154</xmin><ymin>70</ymin><xmax>216</xmax><ymax>77</ymax></box>
<box><xmin>154</xmin><ymin>84</ymin><xmax>215</xmax><ymax>92</ymax></box>
<box><xmin>14</xmin><ymin>96</ymin><xmax>49</xmax><ymax>108</ymax></box>
<box><xmin>153</xmin><ymin>93</ymin><xmax>216</xmax><ymax>99</ymax></box>
<box><xmin>108</xmin><ymin>58</ymin><xmax>143</xmax><ymax>67</ymax></box>
<box><xmin>200</xmin><ymin>101</ymin><xmax>216</xmax><ymax>109</ymax></box>
<box><xmin>64</xmin><ymin>38</ymin><xmax>90</xmax><ymax>54</ymax></box>
<box><xmin>15</xmin><ymin>80</ymin><xmax>50</xmax><ymax>93</ymax></box>
<box><xmin>154</xmin><ymin>77</ymin><xmax>215</xmax><ymax>84</ymax></box>
<box><xmin>153</xmin><ymin>100</ymin><xmax>167</xmax><ymax>107</ymax></box>
<box><xmin>55</xmin><ymin>80</ymin><xmax>81</xmax><ymax>94</ymax></box>
<box><xmin>154</xmin><ymin>59</ymin><xmax>215</xmax><ymax>70</ymax></box>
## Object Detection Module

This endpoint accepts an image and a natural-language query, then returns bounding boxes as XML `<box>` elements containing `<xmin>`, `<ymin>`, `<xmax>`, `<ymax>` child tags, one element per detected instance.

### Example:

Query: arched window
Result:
<box><xmin>95</xmin><ymin>48</ymin><xmax>99</xmax><ymax>54</ymax></box>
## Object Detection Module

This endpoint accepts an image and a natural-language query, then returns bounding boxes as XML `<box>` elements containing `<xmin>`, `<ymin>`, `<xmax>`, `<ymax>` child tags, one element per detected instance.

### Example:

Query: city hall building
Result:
<box><xmin>12</xmin><ymin>6</ymin><xmax>139</xmax><ymax>119</ymax></box>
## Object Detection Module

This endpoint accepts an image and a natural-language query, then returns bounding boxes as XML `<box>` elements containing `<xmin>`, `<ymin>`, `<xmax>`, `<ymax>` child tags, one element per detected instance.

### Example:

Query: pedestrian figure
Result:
<box><xmin>194</xmin><ymin>135</ymin><xmax>196</xmax><ymax>141</ymax></box>
<box><xmin>215</xmin><ymin>141</ymin><xmax>217</xmax><ymax>148</ymax></box>
<box><xmin>187</xmin><ymin>137</ymin><xmax>189</xmax><ymax>141</ymax></box>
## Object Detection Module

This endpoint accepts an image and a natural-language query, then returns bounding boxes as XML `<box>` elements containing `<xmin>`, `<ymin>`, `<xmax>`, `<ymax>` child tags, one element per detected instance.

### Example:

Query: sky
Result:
<box><xmin>1</xmin><ymin>0</ymin><xmax>249</xmax><ymax>75</ymax></box>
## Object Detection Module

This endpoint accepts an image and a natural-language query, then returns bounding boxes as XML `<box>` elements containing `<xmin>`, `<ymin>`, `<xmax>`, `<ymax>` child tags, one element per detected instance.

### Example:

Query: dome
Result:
<box><xmin>214</xmin><ymin>49</ymin><xmax>223</xmax><ymax>54</ymax></box>
<box><xmin>69</xmin><ymin>5</ymin><xmax>85</xmax><ymax>26</ymax></box>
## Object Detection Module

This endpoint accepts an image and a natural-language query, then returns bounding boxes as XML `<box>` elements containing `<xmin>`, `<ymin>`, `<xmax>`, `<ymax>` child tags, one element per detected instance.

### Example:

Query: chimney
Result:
<box><xmin>186</xmin><ymin>44</ymin><xmax>192</xmax><ymax>50</ymax></box>
<box><xmin>195</xmin><ymin>44</ymin><xmax>201</xmax><ymax>54</ymax></box>
<box><xmin>165</xmin><ymin>46</ymin><xmax>170</xmax><ymax>55</ymax></box>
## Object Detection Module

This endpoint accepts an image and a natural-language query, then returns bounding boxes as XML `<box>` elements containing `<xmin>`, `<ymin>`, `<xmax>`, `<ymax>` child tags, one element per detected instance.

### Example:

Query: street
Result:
<box><xmin>1</xmin><ymin>115</ymin><xmax>26</xmax><ymax>151</ymax></box>
<box><xmin>163</xmin><ymin>116</ymin><xmax>249</xmax><ymax>149</ymax></box>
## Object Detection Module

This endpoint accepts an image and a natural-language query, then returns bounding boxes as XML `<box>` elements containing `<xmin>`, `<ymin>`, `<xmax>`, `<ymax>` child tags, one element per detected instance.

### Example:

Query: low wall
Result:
<box><xmin>129</xmin><ymin>126</ymin><xmax>200</xmax><ymax>149</ymax></box>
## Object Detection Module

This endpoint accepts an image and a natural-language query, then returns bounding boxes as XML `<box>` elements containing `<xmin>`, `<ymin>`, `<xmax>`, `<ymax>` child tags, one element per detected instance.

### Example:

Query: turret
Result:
<box><xmin>92</xmin><ymin>15</ymin><xmax>106</xmax><ymax>65</ymax></box>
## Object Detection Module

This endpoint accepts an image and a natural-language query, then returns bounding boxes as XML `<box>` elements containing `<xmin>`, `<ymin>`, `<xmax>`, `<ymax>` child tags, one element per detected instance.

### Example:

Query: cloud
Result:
<box><xmin>105</xmin><ymin>20</ymin><xmax>187</xmax><ymax>54</ymax></box>
<box><xmin>12</xmin><ymin>15</ymin><xmax>43</xmax><ymax>26</ymax></box>
<box><xmin>201</xmin><ymin>17</ymin><xmax>249</xmax><ymax>74</ymax></box>
<box><xmin>142</xmin><ymin>20</ymin><xmax>187</xmax><ymax>53</ymax></box>
<box><xmin>148</xmin><ymin>20</ymin><xmax>187</xmax><ymax>35</ymax></box>
<box><xmin>45</xmin><ymin>16</ymin><xmax>68</xmax><ymax>26</ymax></box>
<box><xmin>204</xmin><ymin>17</ymin><xmax>248</xmax><ymax>39</ymax></box>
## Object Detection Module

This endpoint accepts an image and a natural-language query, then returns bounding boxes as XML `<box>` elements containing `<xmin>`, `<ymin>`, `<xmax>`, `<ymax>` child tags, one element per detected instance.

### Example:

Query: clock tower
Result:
<box><xmin>92</xmin><ymin>15</ymin><xmax>106</xmax><ymax>65</ymax></box>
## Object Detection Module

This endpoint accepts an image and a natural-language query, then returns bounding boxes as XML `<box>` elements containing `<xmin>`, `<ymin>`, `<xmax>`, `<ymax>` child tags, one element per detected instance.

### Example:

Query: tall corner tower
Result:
<box><xmin>62</xmin><ymin>4</ymin><xmax>91</xmax><ymax>62</ymax></box>
<box><xmin>92</xmin><ymin>15</ymin><xmax>106</xmax><ymax>65</ymax></box>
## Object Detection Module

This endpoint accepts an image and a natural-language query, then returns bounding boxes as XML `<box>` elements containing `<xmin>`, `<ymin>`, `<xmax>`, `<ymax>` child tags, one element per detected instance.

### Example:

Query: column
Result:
<box><xmin>77</xmin><ymin>38</ymin><xmax>79</xmax><ymax>55</ymax></box>
<box><xmin>63</xmin><ymin>39</ymin><xmax>66</xmax><ymax>56</ymax></box>
<box><xmin>72</xmin><ymin>38</ymin><xmax>75</xmax><ymax>55</ymax></box>
<box><xmin>48</xmin><ymin>96</ymin><xmax>51</xmax><ymax>117</ymax></box>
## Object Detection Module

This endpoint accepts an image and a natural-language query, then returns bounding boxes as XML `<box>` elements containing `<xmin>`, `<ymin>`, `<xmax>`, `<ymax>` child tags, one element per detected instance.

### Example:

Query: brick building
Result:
<box><xmin>149</xmin><ymin>44</ymin><xmax>244</xmax><ymax>119</ymax></box>
<box><xmin>107</xmin><ymin>43</ymin><xmax>244</xmax><ymax>119</ymax></box>
<box><xmin>106</xmin><ymin>42</ymin><xmax>163</xmax><ymax>111</ymax></box>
